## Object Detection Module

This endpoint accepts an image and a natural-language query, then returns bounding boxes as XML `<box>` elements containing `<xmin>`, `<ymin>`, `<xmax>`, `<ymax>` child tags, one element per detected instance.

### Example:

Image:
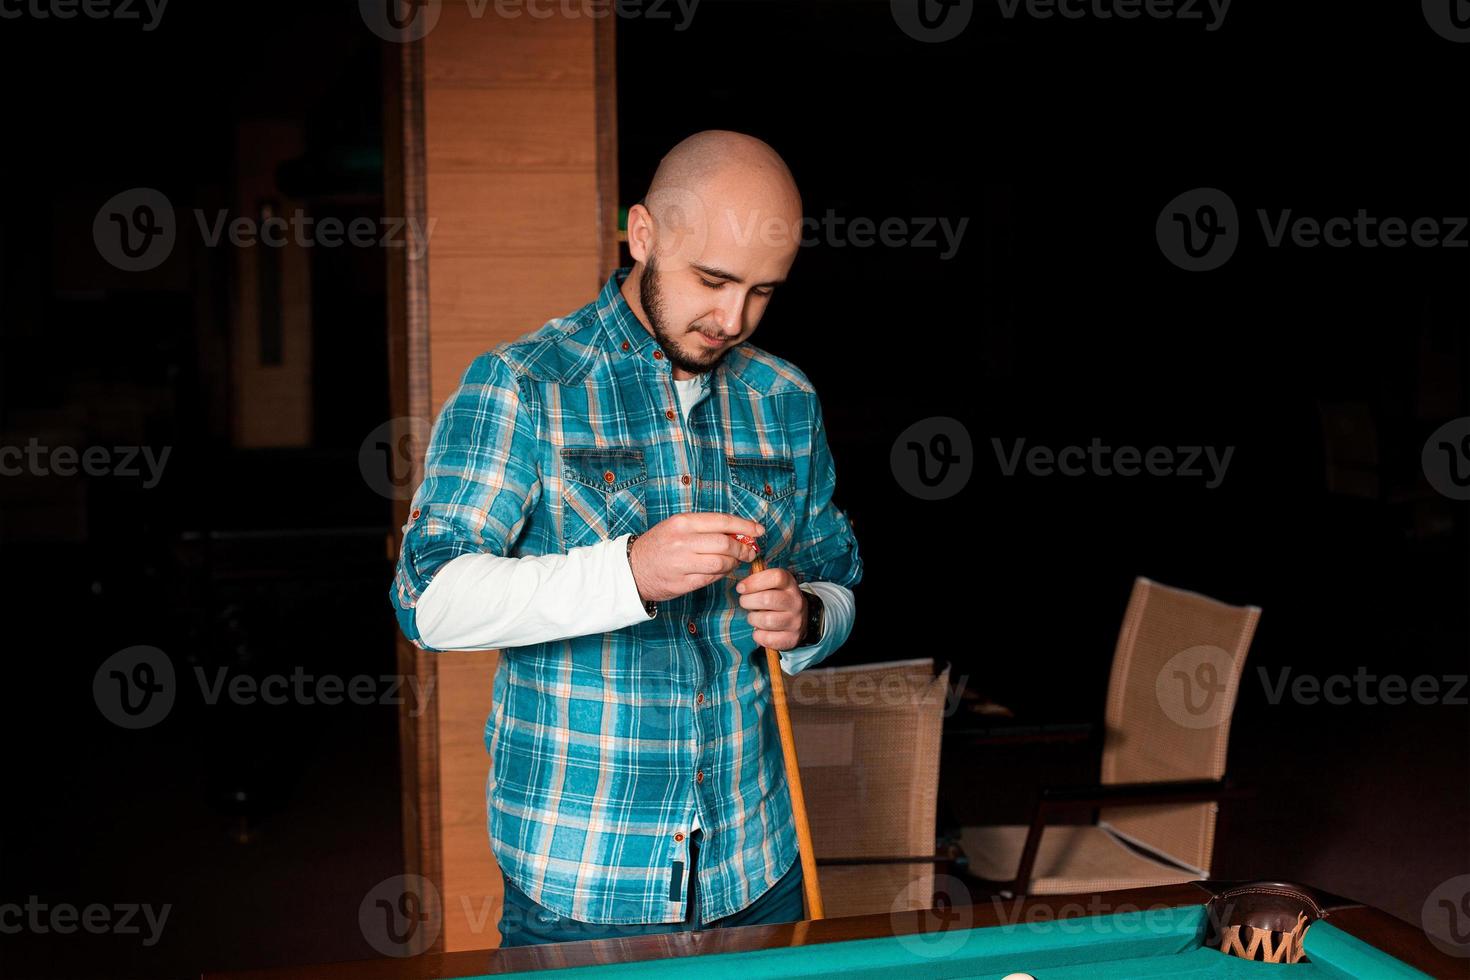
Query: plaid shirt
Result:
<box><xmin>389</xmin><ymin>267</ymin><xmax>863</xmax><ymax>924</ymax></box>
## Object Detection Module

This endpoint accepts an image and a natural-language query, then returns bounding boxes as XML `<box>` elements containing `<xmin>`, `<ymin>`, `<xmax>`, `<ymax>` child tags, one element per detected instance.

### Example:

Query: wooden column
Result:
<box><xmin>383</xmin><ymin>2</ymin><xmax>620</xmax><ymax>954</ymax></box>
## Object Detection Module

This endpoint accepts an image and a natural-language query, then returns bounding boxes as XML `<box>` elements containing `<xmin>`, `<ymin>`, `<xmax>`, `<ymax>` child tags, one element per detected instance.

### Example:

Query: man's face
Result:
<box><xmin>633</xmin><ymin>199</ymin><xmax>798</xmax><ymax>375</ymax></box>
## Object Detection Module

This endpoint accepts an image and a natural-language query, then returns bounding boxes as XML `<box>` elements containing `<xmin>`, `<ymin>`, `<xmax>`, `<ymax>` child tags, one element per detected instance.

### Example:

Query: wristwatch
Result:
<box><xmin>799</xmin><ymin>588</ymin><xmax>825</xmax><ymax>647</ymax></box>
<box><xmin>626</xmin><ymin>533</ymin><xmax>658</xmax><ymax>618</ymax></box>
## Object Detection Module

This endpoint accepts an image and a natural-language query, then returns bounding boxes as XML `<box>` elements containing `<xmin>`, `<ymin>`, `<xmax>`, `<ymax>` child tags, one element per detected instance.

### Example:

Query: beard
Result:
<box><xmin>638</xmin><ymin>256</ymin><xmax>729</xmax><ymax>376</ymax></box>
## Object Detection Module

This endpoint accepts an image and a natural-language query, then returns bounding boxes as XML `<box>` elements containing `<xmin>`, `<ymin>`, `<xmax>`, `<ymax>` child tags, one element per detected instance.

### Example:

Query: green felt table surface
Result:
<box><xmin>469</xmin><ymin>905</ymin><xmax>1429</xmax><ymax>980</ymax></box>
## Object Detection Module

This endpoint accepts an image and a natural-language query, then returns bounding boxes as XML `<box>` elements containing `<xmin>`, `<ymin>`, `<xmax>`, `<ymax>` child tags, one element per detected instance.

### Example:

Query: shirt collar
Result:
<box><xmin>597</xmin><ymin>266</ymin><xmax>716</xmax><ymax>392</ymax></box>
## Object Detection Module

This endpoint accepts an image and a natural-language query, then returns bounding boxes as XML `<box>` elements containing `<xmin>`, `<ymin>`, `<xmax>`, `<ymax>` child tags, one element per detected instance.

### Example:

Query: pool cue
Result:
<box><xmin>750</xmin><ymin>554</ymin><xmax>825</xmax><ymax>921</ymax></box>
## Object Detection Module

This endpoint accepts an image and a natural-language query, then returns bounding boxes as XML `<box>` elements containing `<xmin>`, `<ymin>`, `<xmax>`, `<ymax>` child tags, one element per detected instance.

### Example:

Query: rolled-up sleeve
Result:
<box><xmin>389</xmin><ymin>353</ymin><xmax>542</xmax><ymax>649</ymax></box>
<box><xmin>786</xmin><ymin>393</ymin><xmax>863</xmax><ymax>592</ymax></box>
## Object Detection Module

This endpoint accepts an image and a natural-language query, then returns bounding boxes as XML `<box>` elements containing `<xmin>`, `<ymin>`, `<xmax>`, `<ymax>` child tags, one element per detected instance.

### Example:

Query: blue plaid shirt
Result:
<box><xmin>389</xmin><ymin>267</ymin><xmax>863</xmax><ymax>925</ymax></box>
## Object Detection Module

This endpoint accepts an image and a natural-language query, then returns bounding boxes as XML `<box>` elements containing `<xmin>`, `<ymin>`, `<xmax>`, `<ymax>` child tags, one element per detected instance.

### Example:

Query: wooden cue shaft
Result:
<box><xmin>751</xmin><ymin>555</ymin><xmax>824</xmax><ymax>920</ymax></box>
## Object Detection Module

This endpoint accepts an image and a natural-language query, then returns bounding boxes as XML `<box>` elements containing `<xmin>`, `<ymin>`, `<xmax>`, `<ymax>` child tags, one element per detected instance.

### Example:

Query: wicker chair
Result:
<box><xmin>788</xmin><ymin>658</ymin><xmax>951</xmax><ymax>917</ymax></box>
<box><xmin>961</xmin><ymin>577</ymin><xmax>1262</xmax><ymax>895</ymax></box>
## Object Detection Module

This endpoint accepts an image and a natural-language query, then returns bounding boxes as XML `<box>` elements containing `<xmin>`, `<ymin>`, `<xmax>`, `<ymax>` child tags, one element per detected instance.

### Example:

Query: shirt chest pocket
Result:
<box><xmin>727</xmin><ymin>455</ymin><xmax>798</xmax><ymax>562</ymax></box>
<box><xmin>559</xmin><ymin>447</ymin><xmax>648</xmax><ymax>550</ymax></box>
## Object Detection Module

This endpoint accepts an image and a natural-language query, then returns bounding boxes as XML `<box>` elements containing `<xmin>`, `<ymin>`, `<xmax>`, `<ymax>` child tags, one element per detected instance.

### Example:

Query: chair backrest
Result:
<box><xmin>789</xmin><ymin>658</ymin><xmax>950</xmax><ymax>917</ymax></box>
<box><xmin>1099</xmin><ymin>578</ymin><xmax>1262</xmax><ymax>876</ymax></box>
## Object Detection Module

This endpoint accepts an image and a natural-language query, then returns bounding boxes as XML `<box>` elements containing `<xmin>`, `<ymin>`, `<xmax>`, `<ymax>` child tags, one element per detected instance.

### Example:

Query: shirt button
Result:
<box><xmin>410</xmin><ymin>507</ymin><xmax>420</xmax><ymax>520</ymax></box>
<box><xmin>763</xmin><ymin>483</ymin><xmax>772</xmax><ymax>495</ymax></box>
<box><xmin>653</xmin><ymin>350</ymin><xmax>665</xmax><ymax>360</ymax></box>
<box><xmin>695</xmin><ymin>770</ymin><xmax>705</xmax><ymax>784</ymax></box>
<box><xmin>620</xmin><ymin>340</ymin><xmax>630</xmax><ymax>352</ymax></box>
<box><xmin>603</xmin><ymin>471</ymin><xmax>616</xmax><ymax>484</ymax></box>
<box><xmin>681</xmin><ymin>474</ymin><xmax>691</xmax><ymax>486</ymax></box>
<box><xmin>695</xmin><ymin>692</ymin><xmax>705</xmax><ymax>705</ymax></box>
<box><xmin>674</xmin><ymin>832</ymin><xmax>685</xmax><ymax>843</ymax></box>
<box><xmin>687</xmin><ymin>621</ymin><xmax>698</xmax><ymax>636</ymax></box>
<box><xmin>665</xmin><ymin>409</ymin><xmax>676</xmax><ymax>421</ymax></box>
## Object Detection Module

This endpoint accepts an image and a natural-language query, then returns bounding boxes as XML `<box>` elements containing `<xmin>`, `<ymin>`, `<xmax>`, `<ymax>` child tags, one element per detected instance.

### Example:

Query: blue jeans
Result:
<box><xmin>498</xmin><ymin>832</ymin><xmax>805</xmax><ymax>947</ymax></box>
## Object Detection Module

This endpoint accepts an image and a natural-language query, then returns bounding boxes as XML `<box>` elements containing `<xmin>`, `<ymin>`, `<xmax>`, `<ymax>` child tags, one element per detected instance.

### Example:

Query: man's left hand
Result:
<box><xmin>736</xmin><ymin>567</ymin><xmax>807</xmax><ymax>652</ymax></box>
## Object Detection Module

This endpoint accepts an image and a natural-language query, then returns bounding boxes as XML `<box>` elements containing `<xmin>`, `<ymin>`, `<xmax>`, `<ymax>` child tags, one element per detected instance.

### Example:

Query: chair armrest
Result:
<box><xmin>1011</xmin><ymin>779</ymin><xmax>1247</xmax><ymax>894</ymax></box>
<box><xmin>1038</xmin><ymin>778</ymin><xmax>1247</xmax><ymax>811</ymax></box>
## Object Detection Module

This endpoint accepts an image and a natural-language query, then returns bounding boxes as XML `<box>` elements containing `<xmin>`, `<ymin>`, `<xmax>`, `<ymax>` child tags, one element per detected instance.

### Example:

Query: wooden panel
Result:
<box><xmin>424</xmin><ymin>88</ymin><xmax>598</xmax><ymax>173</ymax></box>
<box><xmin>383</xmin><ymin>0</ymin><xmax>621</xmax><ymax>955</ymax></box>
<box><xmin>425</xmin><ymin>172</ymin><xmax>599</xmax><ymax>257</ymax></box>
<box><xmin>437</xmin><ymin>650</ymin><xmax>501</xmax><ymax>949</ymax></box>
<box><xmin>424</xmin><ymin>8</ymin><xmax>593</xmax><ymax>89</ymax></box>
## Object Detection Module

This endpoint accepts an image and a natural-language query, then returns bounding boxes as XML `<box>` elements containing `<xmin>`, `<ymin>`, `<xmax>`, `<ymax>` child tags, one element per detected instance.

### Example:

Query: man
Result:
<box><xmin>389</xmin><ymin>131</ymin><xmax>862</xmax><ymax>946</ymax></box>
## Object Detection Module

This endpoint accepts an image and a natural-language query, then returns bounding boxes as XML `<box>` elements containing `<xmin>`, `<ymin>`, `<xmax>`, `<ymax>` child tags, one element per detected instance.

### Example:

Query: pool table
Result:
<box><xmin>201</xmin><ymin>880</ymin><xmax>1463</xmax><ymax>979</ymax></box>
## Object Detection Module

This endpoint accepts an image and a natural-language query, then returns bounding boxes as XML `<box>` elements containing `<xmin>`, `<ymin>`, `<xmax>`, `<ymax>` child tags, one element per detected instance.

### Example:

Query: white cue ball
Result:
<box><xmin>1001</xmin><ymin>974</ymin><xmax>1036</xmax><ymax>980</ymax></box>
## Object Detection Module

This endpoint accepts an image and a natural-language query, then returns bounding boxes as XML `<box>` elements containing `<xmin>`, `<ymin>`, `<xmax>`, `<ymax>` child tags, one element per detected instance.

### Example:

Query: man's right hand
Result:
<box><xmin>628</xmin><ymin>513</ymin><xmax>764</xmax><ymax>602</ymax></box>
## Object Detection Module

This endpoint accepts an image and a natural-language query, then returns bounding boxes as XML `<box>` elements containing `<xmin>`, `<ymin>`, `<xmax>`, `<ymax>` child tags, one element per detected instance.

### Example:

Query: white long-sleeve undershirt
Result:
<box><xmin>412</xmin><ymin>375</ymin><xmax>855</xmax><ymax>675</ymax></box>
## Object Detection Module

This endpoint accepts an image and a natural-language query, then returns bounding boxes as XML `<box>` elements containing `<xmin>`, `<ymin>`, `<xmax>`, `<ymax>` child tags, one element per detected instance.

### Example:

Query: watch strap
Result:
<box><xmin>626</xmin><ymin>533</ymin><xmax>657</xmax><ymax>618</ymax></box>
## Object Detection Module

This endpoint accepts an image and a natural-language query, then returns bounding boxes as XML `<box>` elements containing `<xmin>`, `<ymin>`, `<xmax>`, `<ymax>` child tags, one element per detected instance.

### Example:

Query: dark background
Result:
<box><xmin>1</xmin><ymin>2</ymin><xmax>1466</xmax><ymax>978</ymax></box>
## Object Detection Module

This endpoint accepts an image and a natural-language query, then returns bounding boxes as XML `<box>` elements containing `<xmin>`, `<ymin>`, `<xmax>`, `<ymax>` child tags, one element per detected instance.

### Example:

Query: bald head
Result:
<box><xmin>637</xmin><ymin>130</ymin><xmax>803</xmax><ymax>265</ymax></box>
<box><xmin>646</xmin><ymin>130</ymin><xmax>801</xmax><ymax>226</ymax></box>
<box><xmin>621</xmin><ymin>131</ymin><xmax>803</xmax><ymax>380</ymax></box>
